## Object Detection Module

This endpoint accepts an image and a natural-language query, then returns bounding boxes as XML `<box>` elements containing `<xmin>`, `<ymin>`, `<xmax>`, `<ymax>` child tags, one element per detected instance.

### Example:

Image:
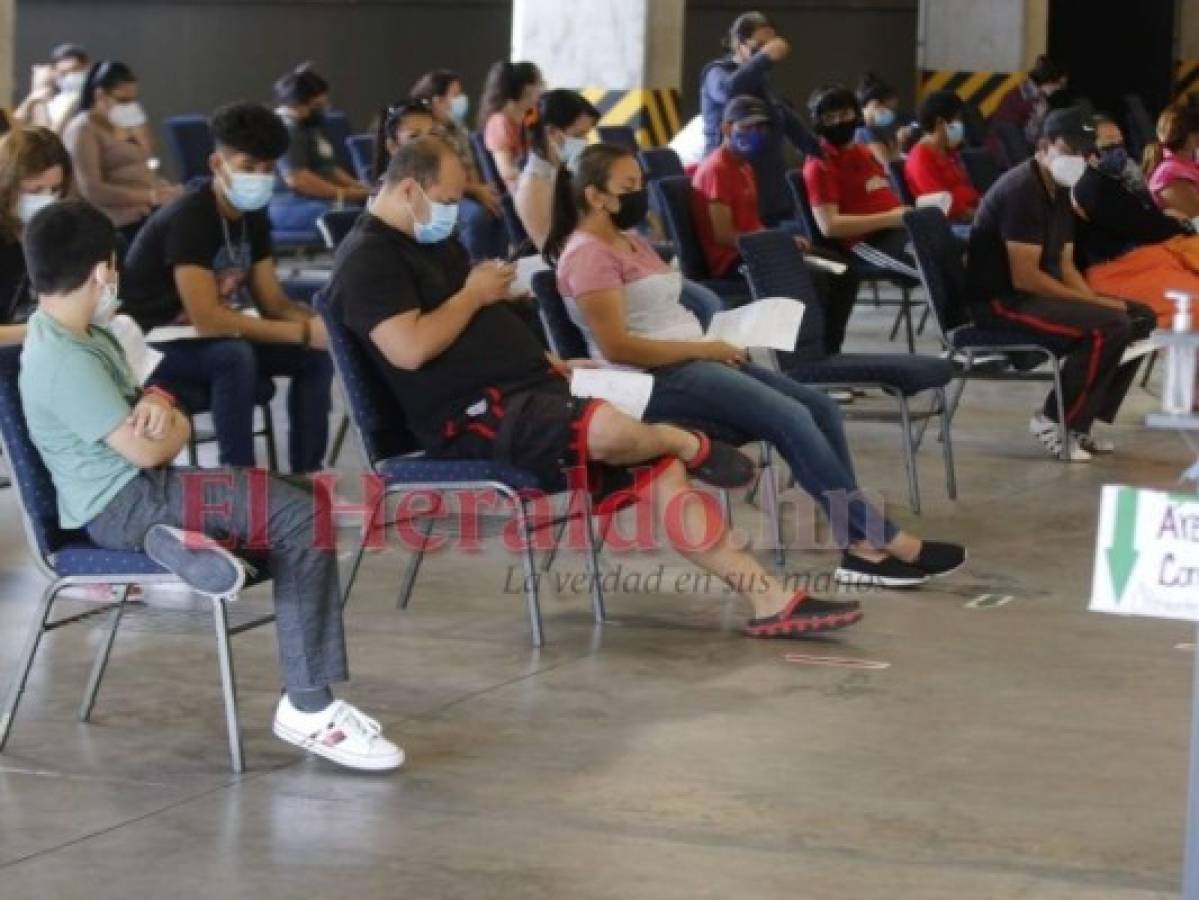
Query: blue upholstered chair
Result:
<box><xmin>345</xmin><ymin>133</ymin><xmax>376</xmax><ymax>185</ymax></box>
<box><xmin>163</xmin><ymin>114</ymin><xmax>215</xmax><ymax>183</ymax></box>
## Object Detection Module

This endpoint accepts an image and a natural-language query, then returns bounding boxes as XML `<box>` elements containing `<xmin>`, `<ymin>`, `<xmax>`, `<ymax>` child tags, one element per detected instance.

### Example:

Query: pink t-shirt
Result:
<box><xmin>483</xmin><ymin>112</ymin><xmax>525</xmax><ymax>157</ymax></box>
<box><xmin>556</xmin><ymin>230</ymin><xmax>671</xmax><ymax>297</ymax></box>
<box><xmin>1149</xmin><ymin>149</ymin><xmax>1199</xmax><ymax>208</ymax></box>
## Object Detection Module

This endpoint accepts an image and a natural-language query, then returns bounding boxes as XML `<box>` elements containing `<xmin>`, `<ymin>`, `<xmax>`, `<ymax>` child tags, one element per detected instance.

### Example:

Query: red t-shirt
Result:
<box><xmin>690</xmin><ymin>146</ymin><xmax>764</xmax><ymax>277</ymax></box>
<box><xmin>803</xmin><ymin>138</ymin><xmax>900</xmax><ymax>246</ymax></box>
<box><xmin>904</xmin><ymin>141</ymin><xmax>979</xmax><ymax>221</ymax></box>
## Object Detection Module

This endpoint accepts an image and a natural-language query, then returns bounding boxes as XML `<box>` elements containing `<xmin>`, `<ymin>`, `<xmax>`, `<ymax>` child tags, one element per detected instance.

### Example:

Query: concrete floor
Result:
<box><xmin>0</xmin><ymin>302</ymin><xmax>1195</xmax><ymax>899</ymax></box>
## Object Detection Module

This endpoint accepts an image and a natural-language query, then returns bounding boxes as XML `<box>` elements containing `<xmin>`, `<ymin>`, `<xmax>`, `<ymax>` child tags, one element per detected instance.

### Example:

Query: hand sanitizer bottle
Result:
<box><xmin>1164</xmin><ymin>290</ymin><xmax>1196</xmax><ymax>415</ymax></box>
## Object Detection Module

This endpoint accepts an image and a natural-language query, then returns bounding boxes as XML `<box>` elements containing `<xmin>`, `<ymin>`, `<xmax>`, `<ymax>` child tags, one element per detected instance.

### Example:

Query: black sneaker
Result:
<box><xmin>684</xmin><ymin>432</ymin><xmax>755</xmax><ymax>488</ymax></box>
<box><xmin>911</xmin><ymin>541</ymin><xmax>967</xmax><ymax>578</ymax></box>
<box><xmin>144</xmin><ymin>525</ymin><xmax>247</xmax><ymax>598</ymax></box>
<box><xmin>833</xmin><ymin>552</ymin><xmax>928</xmax><ymax>588</ymax></box>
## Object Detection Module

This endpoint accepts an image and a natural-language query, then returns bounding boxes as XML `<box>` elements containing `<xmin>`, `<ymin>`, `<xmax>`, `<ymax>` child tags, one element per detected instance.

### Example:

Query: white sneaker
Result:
<box><xmin>273</xmin><ymin>696</ymin><xmax>404</xmax><ymax>772</ymax></box>
<box><xmin>1029</xmin><ymin>414</ymin><xmax>1091</xmax><ymax>462</ymax></box>
<box><xmin>1073</xmin><ymin>431</ymin><xmax>1115</xmax><ymax>455</ymax></box>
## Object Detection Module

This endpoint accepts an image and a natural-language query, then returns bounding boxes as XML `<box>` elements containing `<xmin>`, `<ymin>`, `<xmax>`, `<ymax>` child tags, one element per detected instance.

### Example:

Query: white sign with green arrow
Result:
<box><xmin>1091</xmin><ymin>485</ymin><xmax>1199</xmax><ymax>622</ymax></box>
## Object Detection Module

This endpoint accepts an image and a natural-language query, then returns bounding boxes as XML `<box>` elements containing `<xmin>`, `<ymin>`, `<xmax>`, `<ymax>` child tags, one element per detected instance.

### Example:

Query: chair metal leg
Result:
<box><xmin>261</xmin><ymin>404</ymin><xmax>280</xmax><ymax>472</ymax></box>
<box><xmin>902</xmin><ymin>287</ymin><xmax>916</xmax><ymax>353</ymax></box>
<box><xmin>1140</xmin><ymin>349</ymin><xmax>1158</xmax><ymax>389</ymax></box>
<box><xmin>186</xmin><ymin>415</ymin><xmax>199</xmax><ymax>467</ymax></box>
<box><xmin>326</xmin><ymin>414</ymin><xmax>350</xmax><ymax>468</ymax></box>
<box><xmin>340</xmin><ymin>492</ymin><xmax>385</xmax><ymax>608</ymax></box>
<box><xmin>397</xmin><ymin>515</ymin><xmax>434</xmax><ymax>610</ymax></box>
<box><xmin>896</xmin><ymin>392</ymin><xmax>921</xmax><ymax>514</ymax></box>
<box><xmin>580</xmin><ymin>493</ymin><xmax>606</xmax><ymax>625</ymax></box>
<box><xmin>78</xmin><ymin>585</ymin><xmax>130</xmax><ymax>722</ymax></box>
<box><xmin>760</xmin><ymin>455</ymin><xmax>784</xmax><ymax>569</ymax></box>
<box><xmin>515</xmin><ymin>501</ymin><xmax>545</xmax><ymax>648</ymax></box>
<box><xmin>916</xmin><ymin>304</ymin><xmax>931</xmax><ymax>335</ymax></box>
<box><xmin>937</xmin><ymin>387</ymin><xmax>958</xmax><ymax>500</ymax></box>
<box><xmin>1050</xmin><ymin>357</ymin><xmax>1070</xmax><ymax>462</ymax></box>
<box><xmin>0</xmin><ymin>583</ymin><xmax>59</xmax><ymax>752</ymax></box>
<box><xmin>212</xmin><ymin>598</ymin><xmax>245</xmax><ymax>774</ymax></box>
<box><xmin>541</xmin><ymin>514</ymin><xmax>569</xmax><ymax>573</ymax></box>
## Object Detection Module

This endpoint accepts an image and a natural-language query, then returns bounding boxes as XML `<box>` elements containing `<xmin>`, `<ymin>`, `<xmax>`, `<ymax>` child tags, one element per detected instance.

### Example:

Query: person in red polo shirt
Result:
<box><xmin>802</xmin><ymin>85</ymin><xmax>917</xmax><ymax>280</ymax></box>
<box><xmin>904</xmin><ymin>90</ymin><xmax>979</xmax><ymax>224</ymax></box>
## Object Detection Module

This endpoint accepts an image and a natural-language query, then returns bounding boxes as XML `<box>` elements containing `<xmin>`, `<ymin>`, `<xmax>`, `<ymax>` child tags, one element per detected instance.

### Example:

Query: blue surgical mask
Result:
<box><xmin>872</xmin><ymin>107</ymin><xmax>896</xmax><ymax>128</ymax></box>
<box><xmin>946</xmin><ymin>120</ymin><xmax>965</xmax><ymax>147</ymax></box>
<box><xmin>730</xmin><ymin>128</ymin><xmax>767</xmax><ymax>158</ymax></box>
<box><xmin>412</xmin><ymin>182</ymin><xmax>459</xmax><ymax>244</ymax></box>
<box><xmin>1097</xmin><ymin>145</ymin><xmax>1129</xmax><ymax>178</ymax></box>
<box><xmin>450</xmin><ymin>93</ymin><xmax>469</xmax><ymax>123</ymax></box>
<box><xmin>560</xmin><ymin>135</ymin><xmax>587</xmax><ymax>169</ymax></box>
<box><xmin>222</xmin><ymin>163</ymin><xmax>275</xmax><ymax>212</ymax></box>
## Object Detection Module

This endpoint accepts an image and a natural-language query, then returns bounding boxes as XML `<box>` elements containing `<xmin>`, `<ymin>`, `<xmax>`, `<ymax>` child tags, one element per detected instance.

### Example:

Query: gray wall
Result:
<box><xmin>16</xmin><ymin>0</ymin><xmax>917</xmax><ymax>172</ymax></box>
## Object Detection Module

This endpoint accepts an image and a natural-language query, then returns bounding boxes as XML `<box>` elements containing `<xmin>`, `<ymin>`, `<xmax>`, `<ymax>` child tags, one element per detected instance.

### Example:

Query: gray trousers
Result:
<box><xmin>86</xmin><ymin>468</ymin><xmax>348</xmax><ymax>693</ymax></box>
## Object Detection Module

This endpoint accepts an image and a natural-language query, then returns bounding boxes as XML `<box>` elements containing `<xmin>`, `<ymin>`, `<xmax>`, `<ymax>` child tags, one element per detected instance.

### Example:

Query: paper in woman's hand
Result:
<box><xmin>705</xmin><ymin>297</ymin><xmax>805</xmax><ymax>351</ymax></box>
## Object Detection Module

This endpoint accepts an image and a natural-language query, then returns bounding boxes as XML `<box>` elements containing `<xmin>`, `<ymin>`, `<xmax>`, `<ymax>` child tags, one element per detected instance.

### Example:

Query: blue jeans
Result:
<box><xmin>458</xmin><ymin>196</ymin><xmax>508</xmax><ymax>261</ymax></box>
<box><xmin>679</xmin><ymin>279</ymin><xmax>724</xmax><ymax>327</ymax></box>
<box><xmin>644</xmin><ymin>360</ymin><xmax>897</xmax><ymax>547</ymax></box>
<box><xmin>150</xmin><ymin>338</ymin><xmax>333</xmax><ymax>473</ymax></box>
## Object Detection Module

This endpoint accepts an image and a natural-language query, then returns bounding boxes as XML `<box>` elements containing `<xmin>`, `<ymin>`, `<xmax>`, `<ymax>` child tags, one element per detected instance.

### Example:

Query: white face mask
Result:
<box><xmin>1049</xmin><ymin>153</ymin><xmax>1086</xmax><ymax>188</ymax></box>
<box><xmin>560</xmin><ymin>135</ymin><xmax>588</xmax><ymax>170</ymax></box>
<box><xmin>16</xmin><ymin>192</ymin><xmax>57</xmax><ymax>225</ymax></box>
<box><xmin>58</xmin><ymin>71</ymin><xmax>86</xmax><ymax>94</ymax></box>
<box><xmin>92</xmin><ymin>272</ymin><xmax>120</xmax><ymax>326</ymax></box>
<box><xmin>108</xmin><ymin>101</ymin><xmax>148</xmax><ymax>129</ymax></box>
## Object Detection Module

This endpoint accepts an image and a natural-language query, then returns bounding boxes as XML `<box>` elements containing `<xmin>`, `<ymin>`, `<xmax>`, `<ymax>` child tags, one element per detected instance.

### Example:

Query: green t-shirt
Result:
<box><xmin>20</xmin><ymin>310</ymin><xmax>140</xmax><ymax>528</ymax></box>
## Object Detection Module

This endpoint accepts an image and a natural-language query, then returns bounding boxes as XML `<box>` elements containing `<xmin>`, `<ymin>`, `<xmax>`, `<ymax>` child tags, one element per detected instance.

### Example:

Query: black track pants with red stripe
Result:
<box><xmin>981</xmin><ymin>295</ymin><xmax>1155</xmax><ymax>432</ymax></box>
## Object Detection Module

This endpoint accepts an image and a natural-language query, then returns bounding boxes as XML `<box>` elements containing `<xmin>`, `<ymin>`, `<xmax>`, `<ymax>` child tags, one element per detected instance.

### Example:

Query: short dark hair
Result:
<box><xmin>410</xmin><ymin>69</ymin><xmax>461</xmax><ymax>103</ymax></box>
<box><xmin>808</xmin><ymin>85</ymin><xmax>859</xmax><ymax>121</ymax></box>
<box><xmin>917</xmin><ymin>90</ymin><xmax>964</xmax><ymax>132</ymax></box>
<box><xmin>24</xmin><ymin>201</ymin><xmax>116</xmax><ymax>296</ymax></box>
<box><xmin>856</xmin><ymin>72</ymin><xmax>896</xmax><ymax>106</ymax></box>
<box><xmin>384</xmin><ymin>134</ymin><xmax>455</xmax><ymax>188</ymax></box>
<box><xmin>528</xmin><ymin>89</ymin><xmax>600</xmax><ymax>159</ymax></box>
<box><xmin>211</xmin><ymin>102</ymin><xmax>290</xmax><ymax>161</ymax></box>
<box><xmin>274</xmin><ymin>63</ymin><xmax>329</xmax><ymax>106</ymax></box>
<box><xmin>1029</xmin><ymin>55</ymin><xmax>1064</xmax><ymax>87</ymax></box>
<box><xmin>49</xmin><ymin>43</ymin><xmax>87</xmax><ymax>65</ymax></box>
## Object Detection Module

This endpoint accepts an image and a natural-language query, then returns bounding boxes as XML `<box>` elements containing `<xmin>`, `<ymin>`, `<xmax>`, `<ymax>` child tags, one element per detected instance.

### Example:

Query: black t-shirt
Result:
<box><xmin>966</xmin><ymin>159</ymin><xmax>1074</xmax><ymax>311</ymax></box>
<box><xmin>0</xmin><ymin>238</ymin><xmax>33</xmax><ymax>325</ymax></box>
<box><xmin>120</xmin><ymin>180</ymin><xmax>274</xmax><ymax>330</ymax></box>
<box><xmin>1073</xmin><ymin>165</ymin><xmax>1186</xmax><ymax>268</ymax></box>
<box><xmin>326</xmin><ymin>213</ymin><xmax>554</xmax><ymax>450</ymax></box>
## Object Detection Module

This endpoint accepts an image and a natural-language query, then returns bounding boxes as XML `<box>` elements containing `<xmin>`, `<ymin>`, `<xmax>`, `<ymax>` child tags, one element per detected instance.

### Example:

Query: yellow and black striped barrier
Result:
<box><xmin>579</xmin><ymin>88</ymin><xmax>682</xmax><ymax>148</ymax></box>
<box><xmin>1177</xmin><ymin>60</ymin><xmax>1199</xmax><ymax>102</ymax></box>
<box><xmin>918</xmin><ymin>69</ymin><xmax>1024</xmax><ymax>117</ymax></box>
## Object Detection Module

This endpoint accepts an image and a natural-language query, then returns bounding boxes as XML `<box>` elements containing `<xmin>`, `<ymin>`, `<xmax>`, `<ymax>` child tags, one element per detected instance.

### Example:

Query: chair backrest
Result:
<box><xmin>163</xmin><ymin>115</ymin><xmax>215</xmax><ymax>183</ymax></box>
<box><xmin>317</xmin><ymin>208</ymin><xmax>363</xmax><ymax>251</ymax></box>
<box><xmin>902</xmin><ymin>206</ymin><xmax>971</xmax><ymax>339</ymax></box>
<box><xmin>469</xmin><ymin>131</ymin><xmax>506</xmax><ymax>194</ymax></box>
<box><xmin>638</xmin><ymin>147</ymin><xmax>684</xmax><ymax>182</ymax></box>
<box><xmin>1123</xmin><ymin>93</ymin><xmax>1155</xmax><ymax>161</ymax></box>
<box><xmin>345</xmin><ymin>133</ymin><xmax>376</xmax><ymax>185</ymax></box>
<box><xmin>887</xmin><ymin>158</ymin><xmax>915</xmax><ymax>205</ymax></box>
<box><xmin>784</xmin><ymin>170</ymin><xmax>821</xmax><ymax>244</ymax></box>
<box><xmin>529</xmin><ymin>270</ymin><xmax>589</xmax><ymax>359</ymax></box>
<box><xmin>960</xmin><ymin>146</ymin><xmax>1001</xmax><ymax>194</ymax></box>
<box><xmin>735</xmin><ymin>230</ymin><xmax>828</xmax><ymax>362</ymax></box>
<box><xmin>0</xmin><ymin>345</ymin><xmax>82</xmax><ymax>569</ymax></box>
<box><xmin>650</xmin><ymin>176</ymin><xmax>711</xmax><ymax>280</ymax></box>
<box><xmin>992</xmin><ymin>120</ymin><xmax>1032</xmax><ymax>168</ymax></box>
<box><xmin>598</xmin><ymin>125</ymin><xmax>639</xmax><ymax>151</ymax></box>
<box><xmin>313</xmin><ymin>291</ymin><xmax>421</xmax><ymax>465</ymax></box>
<box><xmin>320</xmin><ymin>110</ymin><xmax>355</xmax><ymax>172</ymax></box>
<box><xmin>960</xmin><ymin>101</ymin><xmax>988</xmax><ymax>148</ymax></box>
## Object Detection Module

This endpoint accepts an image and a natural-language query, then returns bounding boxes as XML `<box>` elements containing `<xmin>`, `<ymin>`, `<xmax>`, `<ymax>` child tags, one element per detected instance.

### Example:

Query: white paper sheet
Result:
<box><xmin>145</xmin><ymin>308</ymin><xmax>261</xmax><ymax>343</ymax></box>
<box><xmin>570</xmin><ymin>368</ymin><xmax>654</xmax><ymax>420</ymax></box>
<box><xmin>1120</xmin><ymin>338</ymin><xmax>1158</xmax><ymax>365</ymax></box>
<box><xmin>916</xmin><ymin>191</ymin><xmax>954</xmax><ymax>215</ymax></box>
<box><xmin>107</xmin><ymin>314</ymin><xmax>163</xmax><ymax>385</ymax></box>
<box><xmin>705</xmin><ymin>296</ymin><xmax>805</xmax><ymax>351</ymax></box>
<box><xmin>804</xmin><ymin>255</ymin><xmax>849</xmax><ymax>276</ymax></box>
<box><xmin>508</xmin><ymin>255</ymin><xmax>550</xmax><ymax>298</ymax></box>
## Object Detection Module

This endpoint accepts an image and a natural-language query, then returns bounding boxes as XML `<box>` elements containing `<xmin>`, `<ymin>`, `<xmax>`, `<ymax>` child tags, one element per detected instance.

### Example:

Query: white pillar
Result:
<box><xmin>0</xmin><ymin>0</ymin><xmax>13</xmax><ymax>109</ymax></box>
<box><xmin>510</xmin><ymin>0</ymin><xmax>684</xmax><ymax>146</ymax></box>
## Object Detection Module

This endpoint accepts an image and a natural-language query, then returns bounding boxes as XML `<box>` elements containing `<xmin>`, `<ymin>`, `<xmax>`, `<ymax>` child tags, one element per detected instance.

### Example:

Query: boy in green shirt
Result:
<box><xmin>19</xmin><ymin>200</ymin><xmax>401</xmax><ymax>772</ymax></box>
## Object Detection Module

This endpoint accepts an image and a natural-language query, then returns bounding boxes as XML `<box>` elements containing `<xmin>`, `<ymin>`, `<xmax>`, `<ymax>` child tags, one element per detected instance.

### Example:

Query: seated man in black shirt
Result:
<box><xmin>1073</xmin><ymin>114</ymin><xmax>1199</xmax><ymax>327</ymax></box>
<box><xmin>121</xmin><ymin>102</ymin><xmax>333</xmax><ymax>472</ymax></box>
<box><xmin>326</xmin><ymin>135</ymin><xmax>865</xmax><ymax>639</ymax></box>
<box><xmin>966</xmin><ymin>107</ymin><xmax>1155</xmax><ymax>461</ymax></box>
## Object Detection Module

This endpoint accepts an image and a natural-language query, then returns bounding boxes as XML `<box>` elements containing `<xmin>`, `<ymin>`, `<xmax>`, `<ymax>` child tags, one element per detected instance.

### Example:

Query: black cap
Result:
<box><xmin>1042</xmin><ymin>106</ymin><xmax>1095</xmax><ymax>153</ymax></box>
<box><xmin>723</xmin><ymin>95</ymin><xmax>772</xmax><ymax>127</ymax></box>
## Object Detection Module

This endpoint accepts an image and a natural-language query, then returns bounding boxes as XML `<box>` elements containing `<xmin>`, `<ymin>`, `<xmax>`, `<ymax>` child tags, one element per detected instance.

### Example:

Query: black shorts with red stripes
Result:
<box><xmin>437</xmin><ymin>383</ymin><xmax>672</xmax><ymax>509</ymax></box>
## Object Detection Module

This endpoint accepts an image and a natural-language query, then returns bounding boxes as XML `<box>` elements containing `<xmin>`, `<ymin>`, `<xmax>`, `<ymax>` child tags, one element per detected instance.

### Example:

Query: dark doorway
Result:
<box><xmin>1049</xmin><ymin>0</ymin><xmax>1175</xmax><ymax>120</ymax></box>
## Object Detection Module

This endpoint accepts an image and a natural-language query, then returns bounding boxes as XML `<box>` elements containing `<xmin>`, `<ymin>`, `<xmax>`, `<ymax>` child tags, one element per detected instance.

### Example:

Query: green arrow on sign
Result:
<box><xmin>1106</xmin><ymin>488</ymin><xmax>1139</xmax><ymax>602</ymax></box>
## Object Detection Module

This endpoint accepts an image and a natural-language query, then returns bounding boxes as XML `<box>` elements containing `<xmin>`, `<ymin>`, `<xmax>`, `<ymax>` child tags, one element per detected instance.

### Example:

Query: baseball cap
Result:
<box><xmin>1042</xmin><ymin>106</ymin><xmax>1096</xmax><ymax>153</ymax></box>
<box><xmin>723</xmin><ymin>95</ymin><xmax>772</xmax><ymax>127</ymax></box>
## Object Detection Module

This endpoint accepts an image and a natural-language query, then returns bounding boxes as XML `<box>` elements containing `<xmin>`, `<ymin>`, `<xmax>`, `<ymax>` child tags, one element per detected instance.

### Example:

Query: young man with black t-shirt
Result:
<box><xmin>966</xmin><ymin>107</ymin><xmax>1155</xmax><ymax>461</ymax></box>
<box><xmin>325</xmin><ymin>135</ymin><xmax>867</xmax><ymax>639</ymax></box>
<box><xmin>120</xmin><ymin>102</ymin><xmax>333</xmax><ymax>472</ymax></box>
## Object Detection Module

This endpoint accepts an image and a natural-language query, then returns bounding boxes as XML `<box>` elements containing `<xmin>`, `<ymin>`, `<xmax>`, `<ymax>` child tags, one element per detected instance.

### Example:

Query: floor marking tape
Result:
<box><xmin>784</xmin><ymin>654</ymin><xmax>891</xmax><ymax>670</ymax></box>
<box><xmin>965</xmin><ymin>593</ymin><xmax>1014</xmax><ymax>609</ymax></box>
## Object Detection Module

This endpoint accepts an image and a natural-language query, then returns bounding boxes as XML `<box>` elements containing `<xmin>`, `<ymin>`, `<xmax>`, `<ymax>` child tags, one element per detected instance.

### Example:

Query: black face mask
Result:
<box><xmin>610</xmin><ymin>188</ymin><xmax>649</xmax><ymax>230</ymax></box>
<box><xmin>817</xmin><ymin>121</ymin><xmax>858</xmax><ymax>147</ymax></box>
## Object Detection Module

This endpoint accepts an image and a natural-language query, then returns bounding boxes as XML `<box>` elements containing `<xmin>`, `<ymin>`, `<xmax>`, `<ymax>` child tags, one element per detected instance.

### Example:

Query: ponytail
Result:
<box><xmin>477</xmin><ymin>59</ymin><xmax>542</xmax><ymax>130</ymax></box>
<box><xmin>372</xmin><ymin>106</ymin><xmax>391</xmax><ymax>182</ymax></box>
<box><xmin>1142</xmin><ymin>142</ymin><xmax>1164</xmax><ymax>180</ymax></box>
<box><xmin>543</xmin><ymin>164</ymin><xmax>578</xmax><ymax>266</ymax></box>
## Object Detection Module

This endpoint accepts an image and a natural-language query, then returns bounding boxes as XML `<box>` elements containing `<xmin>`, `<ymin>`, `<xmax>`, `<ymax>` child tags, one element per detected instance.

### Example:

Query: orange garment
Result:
<box><xmin>1086</xmin><ymin>236</ymin><xmax>1199</xmax><ymax>326</ymax></box>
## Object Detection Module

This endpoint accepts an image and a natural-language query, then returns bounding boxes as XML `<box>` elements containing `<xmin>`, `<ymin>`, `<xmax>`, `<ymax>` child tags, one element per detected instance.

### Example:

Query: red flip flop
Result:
<box><xmin>744</xmin><ymin>592</ymin><xmax>864</xmax><ymax>638</ymax></box>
